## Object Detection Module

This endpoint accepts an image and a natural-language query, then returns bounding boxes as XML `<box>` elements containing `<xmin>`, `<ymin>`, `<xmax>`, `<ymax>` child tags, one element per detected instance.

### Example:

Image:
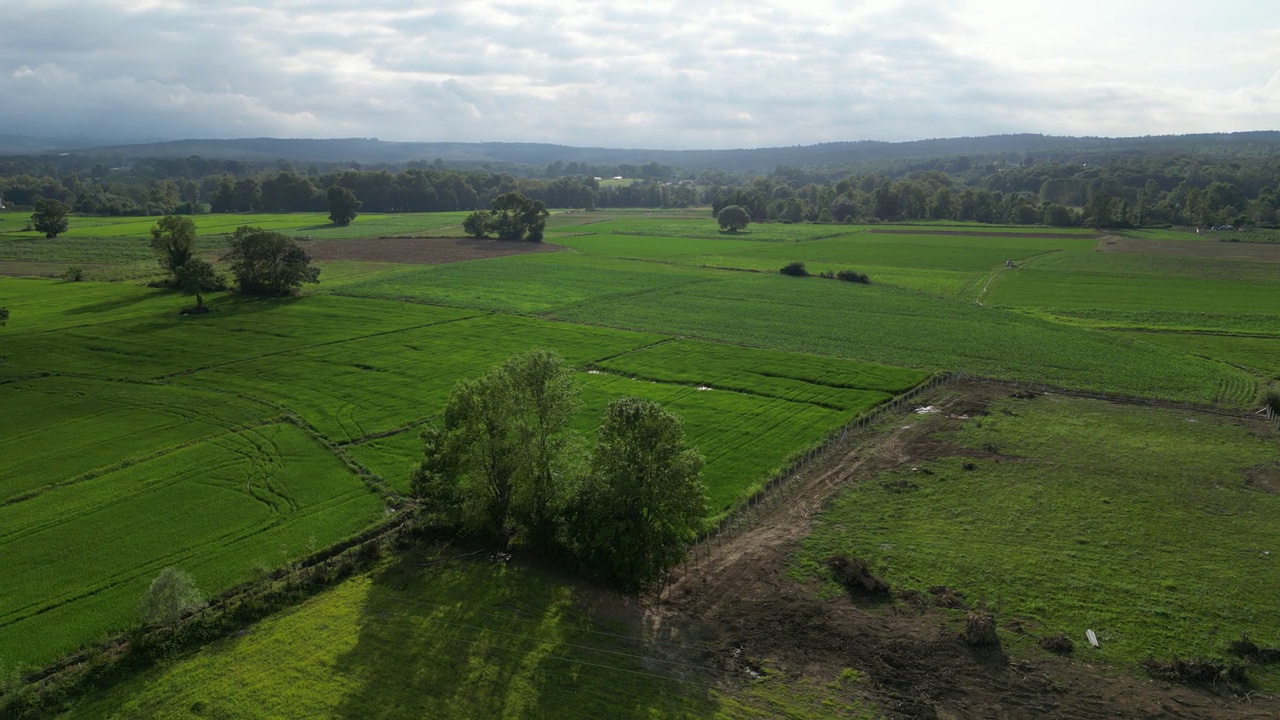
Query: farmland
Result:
<box><xmin>4</xmin><ymin>208</ymin><xmax>1280</xmax><ymax>717</ymax></box>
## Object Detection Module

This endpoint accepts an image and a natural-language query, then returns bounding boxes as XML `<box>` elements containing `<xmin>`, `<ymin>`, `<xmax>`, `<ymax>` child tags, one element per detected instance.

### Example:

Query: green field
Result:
<box><xmin>5</xmin><ymin>209</ymin><xmax>1279</xmax><ymax>713</ymax></box>
<box><xmin>796</xmin><ymin>393</ymin><xmax>1280</xmax><ymax>689</ymax></box>
<box><xmin>62</xmin><ymin>554</ymin><xmax>877</xmax><ymax>720</ymax></box>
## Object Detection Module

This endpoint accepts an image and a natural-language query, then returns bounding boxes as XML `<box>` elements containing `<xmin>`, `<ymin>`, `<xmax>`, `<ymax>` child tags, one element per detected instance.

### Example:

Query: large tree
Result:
<box><xmin>173</xmin><ymin>258</ymin><xmax>223</xmax><ymax>313</ymax></box>
<box><xmin>150</xmin><ymin>215</ymin><xmax>197</xmax><ymax>280</ymax></box>
<box><xmin>221</xmin><ymin>226</ymin><xmax>320</xmax><ymax>295</ymax></box>
<box><xmin>413</xmin><ymin>349</ymin><xmax>580</xmax><ymax>548</ymax></box>
<box><xmin>716</xmin><ymin>204</ymin><xmax>750</xmax><ymax>233</ymax></box>
<box><xmin>490</xmin><ymin>192</ymin><xmax>549</xmax><ymax>241</ymax></box>
<box><xmin>569</xmin><ymin>396</ymin><xmax>706</xmax><ymax>588</ymax></box>
<box><xmin>327</xmin><ymin>185</ymin><xmax>361</xmax><ymax>226</ymax></box>
<box><xmin>31</xmin><ymin>198</ymin><xmax>70</xmax><ymax>238</ymax></box>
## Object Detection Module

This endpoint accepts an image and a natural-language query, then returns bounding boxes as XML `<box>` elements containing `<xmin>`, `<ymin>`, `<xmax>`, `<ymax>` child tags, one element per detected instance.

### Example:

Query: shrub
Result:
<box><xmin>836</xmin><ymin>269</ymin><xmax>871</xmax><ymax>284</ymax></box>
<box><xmin>779</xmin><ymin>261</ymin><xmax>809</xmax><ymax>277</ymax></box>
<box><xmin>62</xmin><ymin>266</ymin><xmax>85</xmax><ymax>282</ymax></box>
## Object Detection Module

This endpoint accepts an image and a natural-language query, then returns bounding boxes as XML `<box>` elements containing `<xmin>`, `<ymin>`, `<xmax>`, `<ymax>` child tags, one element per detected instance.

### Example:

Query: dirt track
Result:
<box><xmin>866</xmin><ymin>229</ymin><xmax>1093</xmax><ymax>239</ymax></box>
<box><xmin>650</xmin><ymin>381</ymin><xmax>1280</xmax><ymax>719</ymax></box>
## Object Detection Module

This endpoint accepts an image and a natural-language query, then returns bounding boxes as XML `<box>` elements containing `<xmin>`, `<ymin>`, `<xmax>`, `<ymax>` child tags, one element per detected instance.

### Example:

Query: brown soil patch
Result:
<box><xmin>298</xmin><ymin>236</ymin><xmax>561</xmax><ymax>264</ymax></box>
<box><xmin>1099</xmin><ymin>236</ymin><xmax>1280</xmax><ymax>263</ymax></box>
<box><xmin>1243</xmin><ymin>464</ymin><xmax>1280</xmax><ymax>494</ymax></box>
<box><xmin>648</xmin><ymin>380</ymin><xmax>1280</xmax><ymax>719</ymax></box>
<box><xmin>867</xmin><ymin>228</ymin><xmax>1095</xmax><ymax>239</ymax></box>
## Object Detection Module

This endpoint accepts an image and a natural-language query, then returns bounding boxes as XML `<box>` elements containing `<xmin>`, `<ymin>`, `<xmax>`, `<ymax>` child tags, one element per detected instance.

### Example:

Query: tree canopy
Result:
<box><xmin>326</xmin><ymin>185</ymin><xmax>361</xmax><ymax>226</ymax></box>
<box><xmin>139</xmin><ymin>567</ymin><xmax>204</xmax><ymax>626</ymax></box>
<box><xmin>568</xmin><ymin>397</ymin><xmax>707</xmax><ymax>589</ymax></box>
<box><xmin>31</xmin><ymin>198</ymin><xmax>70</xmax><ymax>238</ymax></box>
<box><xmin>149</xmin><ymin>215</ymin><xmax>197</xmax><ymax>280</ymax></box>
<box><xmin>490</xmin><ymin>192</ymin><xmax>549</xmax><ymax>241</ymax></box>
<box><xmin>174</xmin><ymin>258</ymin><xmax>223</xmax><ymax>313</ymax></box>
<box><xmin>221</xmin><ymin>226</ymin><xmax>320</xmax><ymax>296</ymax></box>
<box><xmin>716</xmin><ymin>204</ymin><xmax>750</xmax><ymax>232</ymax></box>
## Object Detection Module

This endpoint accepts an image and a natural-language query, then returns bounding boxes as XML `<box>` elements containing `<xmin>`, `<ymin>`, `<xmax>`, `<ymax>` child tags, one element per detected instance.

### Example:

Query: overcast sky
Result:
<box><xmin>3</xmin><ymin>0</ymin><xmax>1278</xmax><ymax>149</ymax></box>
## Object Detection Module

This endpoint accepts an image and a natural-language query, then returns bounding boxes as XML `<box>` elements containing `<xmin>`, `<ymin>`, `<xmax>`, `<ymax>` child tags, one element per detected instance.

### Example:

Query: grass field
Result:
<box><xmin>796</xmin><ymin>393</ymin><xmax>1280</xmax><ymax>689</ymax></box>
<box><xmin>61</xmin><ymin>552</ymin><xmax>878</xmax><ymax>720</ymax></box>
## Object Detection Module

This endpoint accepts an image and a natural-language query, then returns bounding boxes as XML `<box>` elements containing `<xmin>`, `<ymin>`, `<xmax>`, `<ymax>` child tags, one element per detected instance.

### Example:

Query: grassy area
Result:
<box><xmin>61</xmin><ymin>553</ymin><xmax>879</xmax><ymax>719</ymax></box>
<box><xmin>550</xmin><ymin>273</ymin><xmax>1256</xmax><ymax>406</ymax></box>
<box><xmin>0</xmin><ymin>418</ymin><xmax>385</xmax><ymax>667</ymax></box>
<box><xmin>796</xmin><ymin>393</ymin><xmax>1280</xmax><ymax>688</ymax></box>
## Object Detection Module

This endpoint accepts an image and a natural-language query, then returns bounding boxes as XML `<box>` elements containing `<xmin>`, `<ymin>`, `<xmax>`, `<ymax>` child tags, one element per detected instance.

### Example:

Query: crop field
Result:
<box><xmin>0</xmin><ymin>271</ymin><xmax>926</xmax><ymax>667</ymax></box>
<box><xmin>63</xmin><ymin>554</ymin><xmax>877</xmax><ymax>720</ymax></box>
<box><xmin>796</xmin><ymin>393</ymin><xmax>1280</xmax><ymax>689</ymax></box>
<box><xmin>0</xmin><ymin>419</ymin><xmax>386</xmax><ymax>667</ymax></box>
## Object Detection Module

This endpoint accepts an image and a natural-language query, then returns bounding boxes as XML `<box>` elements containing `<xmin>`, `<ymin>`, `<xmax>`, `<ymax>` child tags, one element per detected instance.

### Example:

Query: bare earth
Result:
<box><xmin>299</xmin><ymin>236</ymin><xmax>562</xmax><ymax>264</ymax></box>
<box><xmin>1098</xmin><ymin>236</ymin><xmax>1280</xmax><ymax>262</ymax></box>
<box><xmin>866</xmin><ymin>229</ymin><xmax>1094</xmax><ymax>239</ymax></box>
<box><xmin>636</xmin><ymin>381</ymin><xmax>1280</xmax><ymax>719</ymax></box>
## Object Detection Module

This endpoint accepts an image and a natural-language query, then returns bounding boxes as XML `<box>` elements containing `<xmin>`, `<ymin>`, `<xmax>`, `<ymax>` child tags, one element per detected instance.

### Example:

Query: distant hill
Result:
<box><xmin>25</xmin><ymin>132</ymin><xmax>1280</xmax><ymax>171</ymax></box>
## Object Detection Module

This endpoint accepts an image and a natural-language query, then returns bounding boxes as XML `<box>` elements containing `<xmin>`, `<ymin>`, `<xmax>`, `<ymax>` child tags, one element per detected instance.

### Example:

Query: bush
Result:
<box><xmin>62</xmin><ymin>266</ymin><xmax>84</xmax><ymax>282</ymax></box>
<box><xmin>779</xmin><ymin>261</ymin><xmax>809</xmax><ymax>277</ymax></box>
<box><xmin>836</xmin><ymin>269</ymin><xmax>871</xmax><ymax>284</ymax></box>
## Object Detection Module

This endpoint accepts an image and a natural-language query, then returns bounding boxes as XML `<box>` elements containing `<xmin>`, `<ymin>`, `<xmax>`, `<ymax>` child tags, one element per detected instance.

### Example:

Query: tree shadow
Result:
<box><xmin>331</xmin><ymin>547</ymin><xmax>716</xmax><ymax>719</ymax></box>
<box><xmin>63</xmin><ymin>287</ymin><xmax>170</xmax><ymax>315</ymax></box>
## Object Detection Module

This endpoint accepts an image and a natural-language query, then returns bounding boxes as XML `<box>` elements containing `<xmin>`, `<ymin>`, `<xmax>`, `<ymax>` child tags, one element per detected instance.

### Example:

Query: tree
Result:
<box><xmin>569</xmin><ymin>397</ymin><xmax>707</xmax><ymax>588</ymax></box>
<box><xmin>716</xmin><ymin>205</ymin><xmax>750</xmax><ymax>232</ymax></box>
<box><xmin>0</xmin><ymin>307</ymin><xmax>8</xmax><ymax>327</ymax></box>
<box><xmin>490</xmin><ymin>192</ymin><xmax>549</xmax><ymax>241</ymax></box>
<box><xmin>31</xmin><ymin>198</ymin><xmax>70</xmax><ymax>238</ymax></box>
<box><xmin>412</xmin><ymin>349</ymin><xmax>581</xmax><ymax>549</ymax></box>
<box><xmin>463</xmin><ymin>210</ymin><xmax>493</xmax><ymax>238</ymax></box>
<box><xmin>222</xmin><ymin>226</ymin><xmax>320</xmax><ymax>295</ymax></box>
<box><xmin>174</xmin><ymin>258</ymin><xmax>223</xmax><ymax>313</ymax></box>
<box><xmin>150</xmin><ymin>215</ymin><xmax>197</xmax><ymax>280</ymax></box>
<box><xmin>139</xmin><ymin>567</ymin><xmax>204</xmax><ymax>626</ymax></box>
<box><xmin>327</xmin><ymin>185</ymin><xmax>361</xmax><ymax>226</ymax></box>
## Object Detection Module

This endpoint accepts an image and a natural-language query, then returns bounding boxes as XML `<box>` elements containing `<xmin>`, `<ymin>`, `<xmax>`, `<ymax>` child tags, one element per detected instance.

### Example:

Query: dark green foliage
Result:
<box><xmin>0</xmin><ymin>307</ymin><xmax>8</xmax><ymax>326</ymax></box>
<box><xmin>780</xmin><ymin>261</ymin><xmax>809</xmax><ymax>277</ymax></box>
<box><xmin>221</xmin><ymin>226</ymin><xmax>320</xmax><ymax>296</ymax></box>
<box><xmin>568</xmin><ymin>396</ymin><xmax>706</xmax><ymax>589</ymax></box>
<box><xmin>463</xmin><ymin>210</ymin><xmax>492</xmax><ymax>238</ymax></box>
<box><xmin>717</xmin><ymin>204</ymin><xmax>750</xmax><ymax>232</ymax></box>
<box><xmin>414</xmin><ymin>349</ymin><xmax>580</xmax><ymax>547</ymax></box>
<box><xmin>62</xmin><ymin>266</ymin><xmax>85</xmax><ymax>282</ymax></box>
<box><xmin>31</xmin><ymin>198</ymin><xmax>70</xmax><ymax>238</ymax></box>
<box><xmin>836</xmin><ymin>269</ymin><xmax>870</xmax><ymax>284</ymax></box>
<box><xmin>149</xmin><ymin>215</ymin><xmax>197</xmax><ymax>280</ymax></box>
<box><xmin>173</xmin><ymin>258</ymin><xmax>224</xmax><ymax>311</ymax></box>
<box><xmin>490</xmin><ymin>192</ymin><xmax>549</xmax><ymax>242</ymax></box>
<box><xmin>326</xmin><ymin>185</ymin><xmax>361</xmax><ymax>226</ymax></box>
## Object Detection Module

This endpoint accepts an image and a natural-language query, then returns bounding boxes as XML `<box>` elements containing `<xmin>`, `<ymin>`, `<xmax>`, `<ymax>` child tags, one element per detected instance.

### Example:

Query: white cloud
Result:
<box><xmin>0</xmin><ymin>0</ymin><xmax>1277</xmax><ymax>148</ymax></box>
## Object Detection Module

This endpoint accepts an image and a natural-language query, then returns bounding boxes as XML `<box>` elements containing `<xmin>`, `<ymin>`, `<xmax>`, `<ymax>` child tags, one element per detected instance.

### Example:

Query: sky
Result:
<box><xmin>2</xmin><ymin>0</ymin><xmax>1278</xmax><ymax>149</ymax></box>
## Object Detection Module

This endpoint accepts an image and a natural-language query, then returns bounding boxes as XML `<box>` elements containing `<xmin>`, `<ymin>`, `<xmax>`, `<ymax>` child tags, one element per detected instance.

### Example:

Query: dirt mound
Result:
<box><xmin>299</xmin><ymin>236</ymin><xmax>560</xmax><ymax>264</ymax></box>
<box><xmin>1243</xmin><ymin>464</ymin><xmax>1280</xmax><ymax>495</ymax></box>
<box><xmin>826</xmin><ymin>554</ymin><xmax>890</xmax><ymax>596</ymax></box>
<box><xmin>1229</xmin><ymin>634</ymin><xmax>1280</xmax><ymax>664</ymax></box>
<box><xmin>964</xmin><ymin>612</ymin><xmax>1000</xmax><ymax>647</ymax></box>
<box><xmin>1038</xmin><ymin>634</ymin><xmax>1074</xmax><ymax>654</ymax></box>
<box><xmin>1141</xmin><ymin>657</ymin><xmax>1248</xmax><ymax>691</ymax></box>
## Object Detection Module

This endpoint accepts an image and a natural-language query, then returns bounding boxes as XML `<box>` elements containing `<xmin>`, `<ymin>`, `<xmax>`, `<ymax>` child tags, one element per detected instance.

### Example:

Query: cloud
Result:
<box><xmin>1</xmin><ymin>0</ymin><xmax>1277</xmax><ymax>148</ymax></box>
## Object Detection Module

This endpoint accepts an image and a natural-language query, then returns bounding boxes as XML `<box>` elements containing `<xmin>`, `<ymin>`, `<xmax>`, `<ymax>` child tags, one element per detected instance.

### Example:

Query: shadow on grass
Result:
<box><xmin>332</xmin><ymin>550</ymin><xmax>716</xmax><ymax>719</ymax></box>
<box><xmin>62</xmin><ymin>286</ymin><xmax>171</xmax><ymax>315</ymax></box>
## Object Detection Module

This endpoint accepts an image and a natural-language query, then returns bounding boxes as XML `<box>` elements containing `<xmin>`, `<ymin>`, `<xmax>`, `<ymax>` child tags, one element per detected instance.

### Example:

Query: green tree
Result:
<box><xmin>150</xmin><ymin>215</ymin><xmax>197</xmax><ymax>280</ymax></box>
<box><xmin>31</xmin><ymin>198</ymin><xmax>70</xmax><ymax>238</ymax></box>
<box><xmin>490</xmin><ymin>192</ymin><xmax>549</xmax><ymax>241</ymax></box>
<box><xmin>569</xmin><ymin>397</ymin><xmax>706</xmax><ymax>588</ymax></box>
<box><xmin>412</xmin><ymin>349</ymin><xmax>581</xmax><ymax>549</ymax></box>
<box><xmin>174</xmin><ymin>258</ymin><xmax>223</xmax><ymax>312</ymax></box>
<box><xmin>326</xmin><ymin>185</ymin><xmax>361</xmax><ymax>226</ymax></box>
<box><xmin>463</xmin><ymin>210</ymin><xmax>493</xmax><ymax>238</ymax></box>
<box><xmin>222</xmin><ymin>226</ymin><xmax>320</xmax><ymax>296</ymax></box>
<box><xmin>0</xmin><ymin>307</ymin><xmax>8</xmax><ymax>326</ymax></box>
<box><xmin>716</xmin><ymin>204</ymin><xmax>750</xmax><ymax>232</ymax></box>
<box><xmin>139</xmin><ymin>567</ymin><xmax>204</xmax><ymax>626</ymax></box>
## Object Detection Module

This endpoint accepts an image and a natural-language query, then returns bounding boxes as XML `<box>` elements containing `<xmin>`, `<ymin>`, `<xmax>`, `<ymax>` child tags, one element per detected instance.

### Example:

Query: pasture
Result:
<box><xmin>796</xmin><ymin>392</ymin><xmax>1280</xmax><ymax>689</ymax></box>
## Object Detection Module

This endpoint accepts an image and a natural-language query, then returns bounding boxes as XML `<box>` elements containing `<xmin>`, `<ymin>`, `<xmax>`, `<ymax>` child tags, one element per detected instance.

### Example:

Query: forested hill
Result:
<box><xmin>44</xmin><ymin>132</ymin><xmax>1280</xmax><ymax>171</ymax></box>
